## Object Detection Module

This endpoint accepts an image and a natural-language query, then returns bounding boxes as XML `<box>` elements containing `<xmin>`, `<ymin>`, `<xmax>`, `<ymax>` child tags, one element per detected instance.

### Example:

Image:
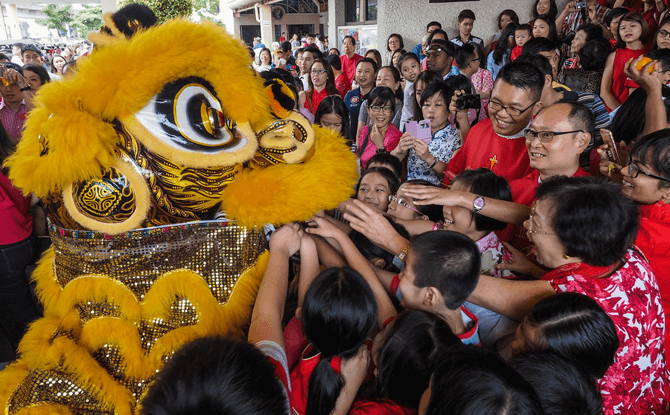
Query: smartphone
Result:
<box><xmin>406</xmin><ymin>120</ymin><xmax>432</xmax><ymax>144</ymax></box>
<box><xmin>600</xmin><ymin>128</ymin><xmax>619</xmax><ymax>164</ymax></box>
<box><xmin>575</xmin><ymin>1</ymin><xmax>588</xmax><ymax>9</ymax></box>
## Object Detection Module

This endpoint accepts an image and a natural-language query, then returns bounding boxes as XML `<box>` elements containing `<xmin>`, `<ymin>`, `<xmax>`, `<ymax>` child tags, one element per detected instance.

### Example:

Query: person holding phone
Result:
<box><xmin>392</xmin><ymin>82</ymin><xmax>468</xmax><ymax>185</ymax></box>
<box><xmin>557</xmin><ymin>0</ymin><xmax>610</xmax><ymax>39</ymax></box>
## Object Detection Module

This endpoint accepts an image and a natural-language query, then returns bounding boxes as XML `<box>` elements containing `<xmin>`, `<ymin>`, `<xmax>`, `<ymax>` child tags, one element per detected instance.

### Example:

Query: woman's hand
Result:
<box><xmin>402</xmin><ymin>184</ymin><xmax>463</xmax><ymax>206</ymax></box>
<box><xmin>391</xmin><ymin>132</ymin><xmax>415</xmax><ymax>159</ymax></box>
<box><xmin>412</xmin><ymin>136</ymin><xmax>431</xmax><ymax>161</ymax></box>
<box><xmin>562</xmin><ymin>1</ymin><xmax>576</xmax><ymax>16</ymax></box>
<box><xmin>370</xmin><ymin>124</ymin><xmax>385</xmax><ymax>148</ymax></box>
<box><xmin>305</xmin><ymin>215</ymin><xmax>346</xmax><ymax>240</ymax></box>
<box><xmin>587</xmin><ymin>4</ymin><xmax>599</xmax><ymax>23</ymax></box>
<box><xmin>269</xmin><ymin>223</ymin><xmax>303</xmax><ymax>257</ymax></box>
<box><xmin>495</xmin><ymin>242</ymin><xmax>548</xmax><ymax>279</ymax></box>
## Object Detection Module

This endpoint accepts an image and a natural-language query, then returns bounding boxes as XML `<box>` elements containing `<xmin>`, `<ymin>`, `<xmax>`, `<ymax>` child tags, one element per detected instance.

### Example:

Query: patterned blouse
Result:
<box><xmin>406</xmin><ymin>123</ymin><xmax>461</xmax><ymax>186</ymax></box>
<box><xmin>543</xmin><ymin>250</ymin><xmax>669</xmax><ymax>415</ymax></box>
<box><xmin>469</xmin><ymin>67</ymin><xmax>493</xmax><ymax>123</ymax></box>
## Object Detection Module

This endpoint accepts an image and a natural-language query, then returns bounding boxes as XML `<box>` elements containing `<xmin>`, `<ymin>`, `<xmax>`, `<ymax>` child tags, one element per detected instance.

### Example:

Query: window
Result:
<box><xmin>366</xmin><ymin>0</ymin><xmax>377</xmax><ymax>21</ymax></box>
<box><xmin>346</xmin><ymin>0</ymin><xmax>376</xmax><ymax>24</ymax></box>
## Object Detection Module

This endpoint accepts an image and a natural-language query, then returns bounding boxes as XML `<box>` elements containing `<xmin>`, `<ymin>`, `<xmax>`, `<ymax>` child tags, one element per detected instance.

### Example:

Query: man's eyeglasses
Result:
<box><xmin>370</xmin><ymin>105</ymin><xmax>394</xmax><ymax>113</ymax></box>
<box><xmin>523</xmin><ymin>129</ymin><xmax>583</xmax><ymax>143</ymax></box>
<box><xmin>628</xmin><ymin>157</ymin><xmax>670</xmax><ymax>182</ymax></box>
<box><xmin>489</xmin><ymin>100</ymin><xmax>537</xmax><ymax>117</ymax></box>
<box><xmin>388</xmin><ymin>195</ymin><xmax>422</xmax><ymax>214</ymax></box>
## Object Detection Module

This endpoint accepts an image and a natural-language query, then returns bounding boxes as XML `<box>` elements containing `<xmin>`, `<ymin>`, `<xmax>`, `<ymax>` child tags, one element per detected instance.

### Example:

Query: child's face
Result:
<box><xmin>401</xmin><ymin>59</ymin><xmax>421</xmax><ymax>83</ymax></box>
<box><xmin>421</xmin><ymin>92</ymin><xmax>450</xmax><ymax>132</ymax></box>
<box><xmin>387</xmin><ymin>188</ymin><xmax>423</xmax><ymax>221</ymax></box>
<box><xmin>458</xmin><ymin>18</ymin><xmax>474</xmax><ymax>36</ymax></box>
<box><xmin>396</xmin><ymin>251</ymin><xmax>428</xmax><ymax>309</ymax></box>
<box><xmin>619</xmin><ymin>20</ymin><xmax>642</xmax><ymax>44</ymax></box>
<box><xmin>515</xmin><ymin>30</ymin><xmax>531</xmax><ymax>48</ymax></box>
<box><xmin>510</xmin><ymin>318</ymin><xmax>540</xmax><ymax>355</ymax></box>
<box><xmin>442</xmin><ymin>181</ymin><xmax>485</xmax><ymax>241</ymax></box>
<box><xmin>357</xmin><ymin>172</ymin><xmax>392</xmax><ymax>211</ymax></box>
<box><xmin>319</xmin><ymin>112</ymin><xmax>344</xmax><ymax>133</ymax></box>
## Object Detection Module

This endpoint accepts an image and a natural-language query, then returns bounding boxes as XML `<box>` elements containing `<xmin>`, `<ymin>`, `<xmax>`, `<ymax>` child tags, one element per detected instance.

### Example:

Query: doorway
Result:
<box><xmin>240</xmin><ymin>25</ymin><xmax>261</xmax><ymax>46</ymax></box>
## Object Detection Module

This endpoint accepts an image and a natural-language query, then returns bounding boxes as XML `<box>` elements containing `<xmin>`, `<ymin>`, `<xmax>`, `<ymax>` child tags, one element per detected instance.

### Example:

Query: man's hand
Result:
<box><xmin>269</xmin><ymin>223</ymin><xmax>303</xmax><ymax>257</ymax></box>
<box><xmin>625</xmin><ymin>55</ymin><xmax>662</xmax><ymax>94</ymax></box>
<box><xmin>342</xmin><ymin>199</ymin><xmax>405</xmax><ymax>252</ymax></box>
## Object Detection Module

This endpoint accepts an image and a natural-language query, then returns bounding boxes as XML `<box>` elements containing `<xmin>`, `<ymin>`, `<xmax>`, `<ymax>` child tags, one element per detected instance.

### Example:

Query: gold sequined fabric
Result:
<box><xmin>50</xmin><ymin>220</ymin><xmax>266</xmax><ymax>302</ymax></box>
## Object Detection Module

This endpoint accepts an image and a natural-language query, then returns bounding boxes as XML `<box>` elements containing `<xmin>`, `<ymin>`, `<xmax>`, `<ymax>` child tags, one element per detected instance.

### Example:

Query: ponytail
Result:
<box><xmin>306</xmin><ymin>356</ymin><xmax>344</xmax><ymax>415</ymax></box>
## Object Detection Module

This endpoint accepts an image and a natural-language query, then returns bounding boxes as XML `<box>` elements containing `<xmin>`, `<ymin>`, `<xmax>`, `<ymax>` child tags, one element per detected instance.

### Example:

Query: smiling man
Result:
<box><xmin>445</xmin><ymin>61</ymin><xmax>544</xmax><ymax>185</ymax></box>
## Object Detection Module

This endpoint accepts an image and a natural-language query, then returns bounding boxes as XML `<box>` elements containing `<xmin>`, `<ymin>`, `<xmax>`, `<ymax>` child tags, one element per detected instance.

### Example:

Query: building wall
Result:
<box><xmin>234</xmin><ymin>12</ymin><xmax>322</xmax><ymax>42</ymax></box>
<box><xmin>377</xmin><ymin>0</ymin><xmax>533</xmax><ymax>58</ymax></box>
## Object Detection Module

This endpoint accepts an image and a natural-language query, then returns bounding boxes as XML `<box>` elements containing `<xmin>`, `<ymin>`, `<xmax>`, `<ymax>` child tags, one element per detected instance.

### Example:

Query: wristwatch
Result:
<box><xmin>472</xmin><ymin>195</ymin><xmax>485</xmax><ymax>214</ymax></box>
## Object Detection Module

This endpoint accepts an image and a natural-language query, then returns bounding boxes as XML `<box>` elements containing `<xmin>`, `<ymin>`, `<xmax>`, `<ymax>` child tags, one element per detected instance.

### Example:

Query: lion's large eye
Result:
<box><xmin>134</xmin><ymin>76</ymin><xmax>247</xmax><ymax>153</ymax></box>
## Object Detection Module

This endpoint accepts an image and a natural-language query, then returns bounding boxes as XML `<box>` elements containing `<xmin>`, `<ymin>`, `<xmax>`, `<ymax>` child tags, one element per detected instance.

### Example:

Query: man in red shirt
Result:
<box><xmin>340</xmin><ymin>36</ymin><xmax>361</xmax><ymax>89</ymax></box>
<box><xmin>445</xmin><ymin>61</ymin><xmax>544</xmax><ymax>185</ymax></box>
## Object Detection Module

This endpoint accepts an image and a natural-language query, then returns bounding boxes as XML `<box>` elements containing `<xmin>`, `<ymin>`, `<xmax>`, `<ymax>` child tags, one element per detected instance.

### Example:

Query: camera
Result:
<box><xmin>456</xmin><ymin>94</ymin><xmax>481</xmax><ymax>110</ymax></box>
<box><xmin>575</xmin><ymin>1</ymin><xmax>588</xmax><ymax>9</ymax></box>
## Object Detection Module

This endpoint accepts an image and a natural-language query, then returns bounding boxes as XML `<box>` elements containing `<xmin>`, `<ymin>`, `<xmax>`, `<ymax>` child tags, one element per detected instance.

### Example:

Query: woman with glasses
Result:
<box><xmin>356</xmin><ymin>86</ymin><xmax>402</xmax><ymax>169</ymax></box>
<box><xmin>654</xmin><ymin>16</ymin><xmax>670</xmax><ymax>50</ymax></box>
<box><xmin>299</xmin><ymin>58</ymin><xmax>338</xmax><ymax>115</ymax></box>
<box><xmin>466</xmin><ymin>176</ymin><xmax>669</xmax><ymax>414</ymax></box>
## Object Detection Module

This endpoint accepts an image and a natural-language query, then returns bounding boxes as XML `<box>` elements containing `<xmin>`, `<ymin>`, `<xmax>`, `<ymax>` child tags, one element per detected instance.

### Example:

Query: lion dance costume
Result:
<box><xmin>0</xmin><ymin>6</ymin><xmax>358</xmax><ymax>414</ymax></box>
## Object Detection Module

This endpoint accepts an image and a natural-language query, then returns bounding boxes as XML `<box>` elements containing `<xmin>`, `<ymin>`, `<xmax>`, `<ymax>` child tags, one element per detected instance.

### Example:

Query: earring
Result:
<box><xmin>563</xmin><ymin>254</ymin><xmax>570</xmax><ymax>259</ymax></box>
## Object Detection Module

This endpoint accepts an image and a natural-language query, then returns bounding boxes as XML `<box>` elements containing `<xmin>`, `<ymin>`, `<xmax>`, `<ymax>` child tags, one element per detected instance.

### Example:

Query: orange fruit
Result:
<box><xmin>636</xmin><ymin>56</ymin><xmax>654</xmax><ymax>73</ymax></box>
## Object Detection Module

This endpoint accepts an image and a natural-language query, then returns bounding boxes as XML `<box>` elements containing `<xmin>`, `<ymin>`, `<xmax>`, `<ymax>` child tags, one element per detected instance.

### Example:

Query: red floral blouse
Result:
<box><xmin>543</xmin><ymin>249</ymin><xmax>669</xmax><ymax>415</ymax></box>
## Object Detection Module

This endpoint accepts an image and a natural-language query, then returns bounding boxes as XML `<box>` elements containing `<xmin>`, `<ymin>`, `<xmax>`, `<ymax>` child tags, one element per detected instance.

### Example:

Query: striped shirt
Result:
<box><xmin>0</xmin><ymin>98</ymin><xmax>26</xmax><ymax>144</ymax></box>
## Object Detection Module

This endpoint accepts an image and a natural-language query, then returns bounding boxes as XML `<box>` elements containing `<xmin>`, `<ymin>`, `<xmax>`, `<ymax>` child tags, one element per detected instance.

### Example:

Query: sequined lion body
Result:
<box><xmin>0</xmin><ymin>12</ymin><xmax>358</xmax><ymax>415</ymax></box>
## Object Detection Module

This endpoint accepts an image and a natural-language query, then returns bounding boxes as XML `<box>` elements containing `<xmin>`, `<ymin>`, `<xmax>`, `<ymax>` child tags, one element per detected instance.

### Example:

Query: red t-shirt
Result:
<box><xmin>445</xmin><ymin>120</ymin><xmax>533</xmax><ymax>186</ymax></box>
<box><xmin>0</xmin><ymin>169</ymin><xmax>33</xmax><ymax>245</ymax></box>
<box><xmin>510</xmin><ymin>45</ymin><xmax>523</xmax><ymax>62</ymax></box>
<box><xmin>350</xmin><ymin>400</ymin><xmax>417</xmax><ymax>415</ymax></box>
<box><xmin>635</xmin><ymin>201</ymin><xmax>670</xmax><ymax>354</ymax></box>
<box><xmin>612</xmin><ymin>47</ymin><xmax>648</xmax><ymax>104</ymax></box>
<box><xmin>340</xmin><ymin>53</ymin><xmax>362</xmax><ymax>87</ymax></box>
<box><xmin>335</xmin><ymin>73</ymin><xmax>352</xmax><ymax>99</ymax></box>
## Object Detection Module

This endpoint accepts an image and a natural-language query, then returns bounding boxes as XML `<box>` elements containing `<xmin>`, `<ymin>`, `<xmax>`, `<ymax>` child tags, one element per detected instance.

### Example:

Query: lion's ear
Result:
<box><xmin>88</xmin><ymin>4</ymin><xmax>157</xmax><ymax>46</ymax></box>
<box><xmin>263</xmin><ymin>78</ymin><xmax>296</xmax><ymax>120</ymax></box>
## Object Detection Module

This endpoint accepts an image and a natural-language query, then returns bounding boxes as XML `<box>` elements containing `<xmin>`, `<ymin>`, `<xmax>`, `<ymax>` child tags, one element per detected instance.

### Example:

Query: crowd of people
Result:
<box><xmin>2</xmin><ymin>1</ymin><xmax>670</xmax><ymax>414</ymax></box>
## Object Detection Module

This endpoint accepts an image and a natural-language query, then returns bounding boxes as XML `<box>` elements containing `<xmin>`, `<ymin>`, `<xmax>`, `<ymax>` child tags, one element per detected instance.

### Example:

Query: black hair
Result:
<box><xmin>22</xmin><ymin>63</ymin><xmax>50</xmax><ymax>85</ymax></box>
<box><xmin>355</xmin><ymin>56</ymin><xmax>378</xmax><ymax>74</ymax></box>
<box><xmin>343</xmin><ymin>35</ymin><xmax>356</xmax><ymax>46</ymax></box>
<box><xmin>140</xmin><ymin>337</ymin><xmax>288</xmax><ymax>415</ymax></box>
<box><xmin>350</xmin><ymin>221</ymin><xmax>410</xmax><ymax>273</ymax></box>
<box><xmin>411</xmin><ymin>231</ymin><xmax>481</xmax><ymax>310</ymax></box>
<box><xmin>427</xmin><ymin>345</ymin><xmax>543</xmax><ymax>415</ymax></box>
<box><xmin>454</xmin><ymin>42</ymin><xmax>476</xmax><ymax>69</ymax></box>
<box><xmin>495</xmin><ymin>60</ymin><xmax>545</xmax><ymax>103</ymax></box>
<box><xmin>326</xmin><ymin>53</ymin><xmax>342</xmax><ymax>71</ymax></box>
<box><xmin>0</xmin><ymin>53</ymin><xmax>8</xmax><ymax>62</ymax></box>
<box><xmin>473</xmin><ymin>42</ymin><xmax>487</xmax><ymax>69</ymax></box>
<box><xmin>522</xmin><ymin>35</ymin><xmax>558</xmax><ymax>55</ymax></box>
<box><xmin>533</xmin><ymin>14</ymin><xmax>560</xmax><ymax>45</ymax></box>
<box><xmin>535</xmin><ymin>176</ymin><xmax>640</xmax><ymax>266</ymax></box>
<box><xmin>616</xmin><ymin>12</ymin><xmax>651</xmax><ymax>50</ymax></box>
<box><xmin>443</xmin><ymin>74</ymin><xmax>472</xmax><ymax>95</ymax></box>
<box><xmin>551</xmin><ymin>102</ymin><xmax>596</xmax><ymax>167</ymax></box>
<box><xmin>610</xmin><ymin>85</ymin><xmax>670</xmax><ymax>145</ymax></box>
<box><xmin>20</xmin><ymin>44</ymin><xmax>41</xmax><ymax>57</ymax></box>
<box><xmin>420</xmin><ymin>81</ymin><xmax>455</xmax><ymax>111</ymax></box>
<box><xmin>111</xmin><ymin>3</ymin><xmax>157</xmax><ymax>38</ymax></box>
<box><xmin>404</xmin><ymin>179</ymin><xmax>445</xmax><ymax>222</ymax></box>
<box><xmin>368</xmin><ymin>85</ymin><xmax>397</xmax><ymax>113</ymax></box>
<box><xmin>429</xmin><ymin>38</ymin><xmax>456</xmax><ymax>57</ymax></box>
<box><xmin>579</xmin><ymin>37</ymin><xmax>612</xmax><ymax>71</ymax></box>
<box><xmin>391</xmin><ymin>49</ymin><xmax>406</xmax><ymax>70</ymax></box>
<box><xmin>646</xmin><ymin>48</ymin><xmax>670</xmax><ymax>72</ymax></box>
<box><xmin>493</xmin><ymin>22</ymin><xmax>518</xmax><ymax>65</ymax></box>
<box><xmin>329</xmin><ymin>48</ymin><xmax>340</xmax><ymax>56</ymax></box>
<box><xmin>374</xmin><ymin>310</ymin><xmax>460</xmax><ymax>408</ymax></box>
<box><xmin>306</xmin><ymin>33</ymin><xmax>316</xmax><ymax>38</ymax></box>
<box><xmin>412</xmin><ymin>71</ymin><xmax>443</xmax><ymax>122</ymax></box>
<box><xmin>575</xmin><ymin>23</ymin><xmax>603</xmax><ymax>44</ymax></box>
<box><xmin>458</xmin><ymin>9</ymin><xmax>476</xmax><ymax>22</ymax></box>
<box><xmin>363</xmin><ymin>49</ymin><xmax>383</xmax><ymax>69</ymax></box>
<box><xmin>512</xmin><ymin>352</ymin><xmax>603</xmax><ymax>415</ymax></box>
<box><xmin>303</xmin><ymin>44</ymin><xmax>324</xmax><ymax>60</ymax></box>
<box><xmin>366</xmin><ymin>152</ymin><xmax>403</xmax><ymax>178</ymax></box>
<box><xmin>387</xmin><ymin>33</ymin><xmax>405</xmax><ymax>52</ymax></box>
<box><xmin>525</xmin><ymin>292</ymin><xmax>619</xmax><ymax>379</ymax></box>
<box><xmin>629</xmin><ymin>128</ymin><xmax>670</xmax><ymax>190</ymax></box>
<box><xmin>302</xmin><ymin>267</ymin><xmax>377</xmax><ymax>415</ymax></box>
<box><xmin>655</xmin><ymin>15</ymin><xmax>670</xmax><ymax>50</ymax></box>
<box><xmin>516</xmin><ymin>23</ymin><xmax>533</xmax><ymax>36</ymax></box>
<box><xmin>307</xmin><ymin>58</ymin><xmax>339</xmax><ymax>98</ymax></box>
<box><xmin>356</xmin><ymin>166</ymin><xmax>401</xmax><ymax>196</ymax></box>
<box><xmin>516</xmin><ymin>53</ymin><xmax>552</xmax><ymax>79</ymax></box>
<box><xmin>1</xmin><ymin>62</ymin><xmax>23</xmax><ymax>75</ymax></box>
<box><xmin>315</xmin><ymin>95</ymin><xmax>350</xmax><ymax>142</ymax></box>
<box><xmin>452</xmin><ymin>168</ymin><xmax>512</xmax><ymax>232</ymax></box>
<box><xmin>427</xmin><ymin>29</ymin><xmax>449</xmax><ymax>46</ymax></box>
<box><xmin>604</xmin><ymin>7</ymin><xmax>629</xmax><ymax>27</ymax></box>
<box><xmin>532</xmin><ymin>0</ymin><xmax>558</xmax><ymax>20</ymax></box>
<box><xmin>498</xmin><ymin>9</ymin><xmax>520</xmax><ymax>31</ymax></box>
<box><xmin>427</xmin><ymin>21</ymin><xmax>442</xmax><ymax>31</ymax></box>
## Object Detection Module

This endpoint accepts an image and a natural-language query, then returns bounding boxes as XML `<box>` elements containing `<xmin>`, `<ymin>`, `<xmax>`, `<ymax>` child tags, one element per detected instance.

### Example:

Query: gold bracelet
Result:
<box><xmin>397</xmin><ymin>245</ymin><xmax>410</xmax><ymax>263</ymax></box>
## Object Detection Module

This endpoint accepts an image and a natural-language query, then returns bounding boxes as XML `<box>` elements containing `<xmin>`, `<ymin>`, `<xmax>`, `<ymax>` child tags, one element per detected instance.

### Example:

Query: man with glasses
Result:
<box><xmin>299</xmin><ymin>45</ymin><xmax>323</xmax><ymax>90</ymax></box>
<box><xmin>444</xmin><ymin>62</ymin><xmax>544</xmax><ymax>185</ymax></box>
<box><xmin>425</xmin><ymin>39</ymin><xmax>459</xmax><ymax>80</ymax></box>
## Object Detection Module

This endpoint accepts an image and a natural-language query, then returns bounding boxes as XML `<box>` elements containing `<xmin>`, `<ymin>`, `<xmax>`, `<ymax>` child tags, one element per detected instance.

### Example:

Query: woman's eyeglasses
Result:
<box><xmin>311</xmin><ymin>69</ymin><xmax>327</xmax><ymax>75</ymax></box>
<box><xmin>370</xmin><ymin>105</ymin><xmax>394</xmax><ymax>113</ymax></box>
<box><xmin>526</xmin><ymin>206</ymin><xmax>556</xmax><ymax>236</ymax></box>
<box><xmin>388</xmin><ymin>195</ymin><xmax>422</xmax><ymax>214</ymax></box>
